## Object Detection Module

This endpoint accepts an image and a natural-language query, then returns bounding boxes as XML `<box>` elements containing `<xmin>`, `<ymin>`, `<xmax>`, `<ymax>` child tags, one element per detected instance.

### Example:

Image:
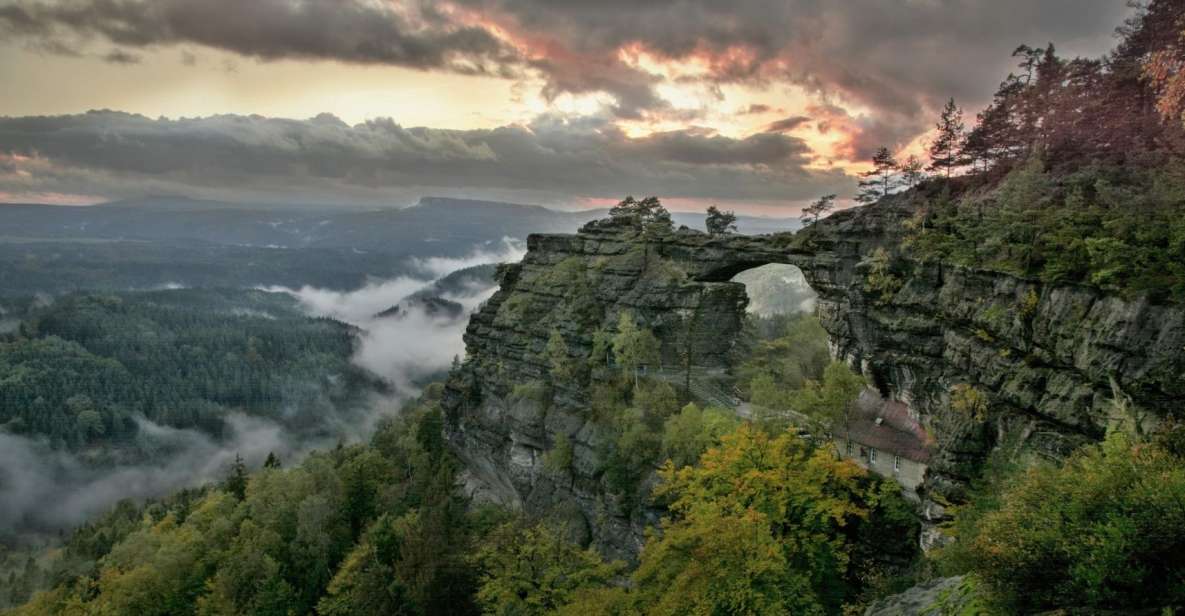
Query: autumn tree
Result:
<box><xmin>571</xmin><ymin>424</ymin><xmax>911</xmax><ymax>615</ymax></box>
<box><xmin>856</xmin><ymin>148</ymin><xmax>900</xmax><ymax>204</ymax></box>
<box><xmin>928</xmin><ymin>98</ymin><xmax>965</xmax><ymax>177</ymax></box>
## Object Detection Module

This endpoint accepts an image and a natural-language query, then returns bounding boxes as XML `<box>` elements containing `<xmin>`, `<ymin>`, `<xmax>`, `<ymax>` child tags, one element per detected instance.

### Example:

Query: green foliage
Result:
<box><xmin>9</xmin><ymin>391</ymin><xmax>491</xmax><ymax>616</ymax></box>
<box><xmin>796</xmin><ymin>361</ymin><xmax>868</xmax><ymax>435</ymax></box>
<box><xmin>601</xmin><ymin>408</ymin><xmax>662</xmax><ymax>499</ymax></box>
<box><xmin>472</xmin><ymin>522</ymin><xmax>623</xmax><ymax>616</ymax></box>
<box><xmin>542</xmin><ymin>434</ymin><xmax>574</xmax><ymax>475</ymax></box>
<box><xmin>544</xmin><ymin>329</ymin><xmax>575</xmax><ymax>384</ymax></box>
<box><xmin>938</xmin><ymin>431</ymin><xmax>1185</xmax><ymax>612</ymax></box>
<box><xmin>567</xmin><ymin>425</ymin><xmax>920</xmax><ymax>615</ymax></box>
<box><xmin>632</xmin><ymin>380</ymin><xmax>680</xmax><ymax>429</ymax></box>
<box><xmin>510</xmin><ymin>380</ymin><xmax>550</xmax><ymax>405</ymax></box>
<box><xmin>611</xmin><ymin>312</ymin><xmax>660</xmax><ymax>384</ymax></box>
<box><xmin>660</xmin><ymin>403</ymin><xmax>738</xmax><ymax>468</ymax></box>
<box><xmin>608</xmin><ymin>196</ymin><xmax>673</xmax><ymax>235</ymax></box>
<box><xmin>0</xmin><ymin>289</ymin><xmax>384</xmax><ymax>453</ymax></box>
<box><xmin>704</xmin><ymin>205</ymin><xmax>738</xmax><ymax>235</ymax></box>
<box><xmin>907</xmin><ymin>162</ymin><xmax>1185</xmax><ymax>302</ymax></box>
<box><xmin>864</xmin><ymin>247</ymin><xmax>903</xmax><ymax>304</ymax></box>
<box><xmin>736</xmin><ymin>313</ymin><xmax>830</xmax><ymax>399</ymax></box>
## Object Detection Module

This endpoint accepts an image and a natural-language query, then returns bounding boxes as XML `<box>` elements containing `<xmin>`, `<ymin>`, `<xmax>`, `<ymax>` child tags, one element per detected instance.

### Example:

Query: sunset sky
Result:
<box><xmin>0</xmin><ymin>0</ymin><xmax>1133</xmax><ymax>214</ymax></box>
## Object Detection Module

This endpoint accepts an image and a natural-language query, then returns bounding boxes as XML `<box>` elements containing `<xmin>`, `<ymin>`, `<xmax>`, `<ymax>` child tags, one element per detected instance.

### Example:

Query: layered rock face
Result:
<box><xmin>442</xmin><ymin>199</ymin><xmax>1185</xmax><ymax>559</ymax></box>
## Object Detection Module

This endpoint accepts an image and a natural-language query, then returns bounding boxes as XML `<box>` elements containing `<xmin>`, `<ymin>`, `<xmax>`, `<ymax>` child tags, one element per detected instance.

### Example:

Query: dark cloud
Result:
<box><xmin>0</xmin><ymin>0</ymin><xmax>1130</xmax><ymax>131</ymax></box>
<box><xmin>764</xmin><ymin>115</ymin><xmax>811</xmax><ymax>133</ymax></box>
<box><xmin>0</xmin><ymin>0</ymin><xmax>521</xmax><ymax>75</ymax></box>
<box><xmin>101</xmin><ymin>48</ymin><xmax>139</xmax><ymax>64</ymax></box>
<box><xmin>0</xmin><ymin>111</ymin><xmax>851</xmax><ymax>206</ymax></box>
<box><xmin>741</xmin><ymin>104</ymin><xmax>772</xmax><ymax>115</ymax></box>
<box><xmin>463</xmin><ymin>0</ymin><xmax>1128</xmax><ymax>117</ymax></box>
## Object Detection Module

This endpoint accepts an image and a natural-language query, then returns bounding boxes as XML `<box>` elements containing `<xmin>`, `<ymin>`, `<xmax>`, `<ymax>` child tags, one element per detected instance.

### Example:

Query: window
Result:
<box><xmin>869</xmin><ymin>449</ymin><xmax>877</xmax><ymax>465</ymax></box>
<box><xmin>893</xmin><ymin>455</ymin><xmax>900</xmax><ymax>473</ymax></box>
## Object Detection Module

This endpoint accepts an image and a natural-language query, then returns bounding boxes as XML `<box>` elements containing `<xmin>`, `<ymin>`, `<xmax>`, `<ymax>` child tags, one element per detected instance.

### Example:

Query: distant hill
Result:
<box><xmin>0</xmin><ymin>197</ymin><xmax>801</xmax><ymax>255</ymax></box>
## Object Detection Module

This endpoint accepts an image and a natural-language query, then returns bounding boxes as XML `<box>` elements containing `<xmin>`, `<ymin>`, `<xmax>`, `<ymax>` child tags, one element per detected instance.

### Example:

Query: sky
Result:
<box><xmin>0</xmin><ymin>0</ymin><xmax>1134</xmax><ymax>214</ymax></box>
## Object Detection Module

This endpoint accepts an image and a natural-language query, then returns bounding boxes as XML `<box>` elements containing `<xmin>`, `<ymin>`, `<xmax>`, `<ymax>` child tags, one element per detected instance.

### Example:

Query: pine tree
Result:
<box><xmin>901</xmin><ymin>155</ymin><xmax>926</xmax><ymax>188</ymax></box>
<box><xmin>225</xmin><ymin>453</ymin><xmax>249</xmax><ymax>500</ymax></box>
<box><xmin>704</xmin><ymin>205</ymin><xmax>738</xmax><ymax>235</ymax></box>
<box><xmin>802</xmin><ymin>194</ymin><xmax>836</xmax><ymax>225</ymax></box>
<box><xmin>857</xmin><ymin>148</ymin><xmax>899</xmax><ymax>204</ymax></box>
<box><xmin>928</xmin><ymin>98</ymin><xmax>965</xmax><ymax>177</ymax></box>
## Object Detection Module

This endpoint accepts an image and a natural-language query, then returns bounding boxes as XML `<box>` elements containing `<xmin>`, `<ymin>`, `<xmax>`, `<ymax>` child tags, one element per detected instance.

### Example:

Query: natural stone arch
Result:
<box><xmin>730</xmin><ymin>263</ymin><xmax>817</xmax><ymax>318</ymax></box>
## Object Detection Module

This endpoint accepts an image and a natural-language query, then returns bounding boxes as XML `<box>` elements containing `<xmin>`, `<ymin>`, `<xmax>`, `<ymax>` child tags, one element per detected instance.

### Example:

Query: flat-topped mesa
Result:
<box><xmin>441</xmin><ymin>196</ymin><xmax>1185</xmax><ymax>559</ymax></box>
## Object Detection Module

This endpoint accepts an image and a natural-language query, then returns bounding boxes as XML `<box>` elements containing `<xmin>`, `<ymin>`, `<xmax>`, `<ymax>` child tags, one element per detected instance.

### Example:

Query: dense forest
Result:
<box><xmin>5</xmin><ymin>1</ymin><xmax>1185</xmax><ymax>614</ymax></box>
<box><xmin>2</xmin><ymin>310</ymin><xmax>926</xmax><ymax>615</ymax></box>
<box><xmin>0</xmin><ymin>289</ymin><xmax>385</xmax><ymax>455</ymax></box>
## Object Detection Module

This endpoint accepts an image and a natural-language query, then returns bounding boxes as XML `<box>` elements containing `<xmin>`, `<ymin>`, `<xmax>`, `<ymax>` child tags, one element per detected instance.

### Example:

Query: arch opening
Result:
<box><xmin>730</xmin><ymin>263</ymin><xmax>817</xmax><ymax>318</ymax></box>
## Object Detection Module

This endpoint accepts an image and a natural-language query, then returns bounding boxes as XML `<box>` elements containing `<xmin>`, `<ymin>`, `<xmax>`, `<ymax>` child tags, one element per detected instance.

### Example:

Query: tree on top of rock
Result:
<box><xmin>928</xmin><ymin>98</ymin><xmax>965</xmax><ymax>178</ymax></box>
<box><xmin>856</xmin><ymin>148</ymin><xmax>900</xmax><ymax>204</ymax></box>
<box><xmin>705</xmin><ymin>205</ymin><xmax>738</xmax><ymax>235</ymax></box>
<box><xmin>802</xmin><ymin>194</ymin><xmax>836</xmax><ymax>225</ymax></box>
<box><xmin>609</xmin><ymin>196</ymin><xmax>672</xmax><ymax>234</ymax></box>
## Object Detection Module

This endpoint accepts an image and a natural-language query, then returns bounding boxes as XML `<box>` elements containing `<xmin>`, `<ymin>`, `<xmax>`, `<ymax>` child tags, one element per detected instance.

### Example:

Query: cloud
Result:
<box><xmin>0</xmin><ymin>110</ymin><xmax>854</xmax><ymax>206</ymax></box>
<box><xmin>0</xmin><ymin>246</ymin><xmax>512</xmax><ymax>537</ymax></box>
<box><xmin>0</xmin><ymin>0</ymin><xmax>1129</xmax><ymax>134</ymax></box>
<box><xmin>265</xmin><ymin>243</ymin><xmax>517</xmax><ymax>391</ymax></box>
<box><xmin>101</xmin><ymin>48</ymin><xmax>139</xmax><ymax>64</ymax></box>
<box><xmin>0</xmin><ymin>0</ymin><xmax>520</xmax><ymax>75</ymax></box>
<box><xmin>1</xmin><ymin>414</ymin><xmax>296</xmax><ymax>535</ymax></box>
<box><xmin>764</xmin><ymin>115</ymin><xmax>811</xmax><ymax>133</ymax></box>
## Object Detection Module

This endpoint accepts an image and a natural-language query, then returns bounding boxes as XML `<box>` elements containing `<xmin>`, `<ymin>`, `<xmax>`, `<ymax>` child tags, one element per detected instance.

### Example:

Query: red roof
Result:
<box><xmin>843</xmin><ymin>390</ymin><xmax>933</xmax><ymax>463</ymax></box>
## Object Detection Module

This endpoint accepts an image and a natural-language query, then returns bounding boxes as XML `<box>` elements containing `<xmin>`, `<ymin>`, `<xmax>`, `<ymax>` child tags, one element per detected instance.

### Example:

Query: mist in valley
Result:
<box><xmin>0</xmin><ymin>240</ymin><xmax>523</xmax><ymax>541</ymax></box>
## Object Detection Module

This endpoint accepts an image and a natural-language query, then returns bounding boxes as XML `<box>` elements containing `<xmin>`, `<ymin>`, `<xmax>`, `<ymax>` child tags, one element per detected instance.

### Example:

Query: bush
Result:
<box><xmin>945</xmin><ymin>431</ymin><xmax>1185</xmax><ymax>611</ymax></box>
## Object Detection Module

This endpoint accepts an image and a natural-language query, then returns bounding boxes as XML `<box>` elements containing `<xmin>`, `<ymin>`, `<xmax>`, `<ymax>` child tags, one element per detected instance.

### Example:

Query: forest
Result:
<box><xmin>0</xmin><ymin>289</ymin><xmax>385</xmax><ymax>456</ymax></box>
<box><xmin>4</xmin><ymin>1</ymin><xmax>1185</xmax><ymax>614</ymax></box>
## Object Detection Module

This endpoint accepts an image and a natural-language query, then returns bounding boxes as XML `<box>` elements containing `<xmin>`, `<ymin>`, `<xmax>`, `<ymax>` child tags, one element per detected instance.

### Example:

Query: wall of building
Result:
<box><xmin>834</xmin><ymin>438</ymin><xmax>927</xmax><ymax>499</ymax></box>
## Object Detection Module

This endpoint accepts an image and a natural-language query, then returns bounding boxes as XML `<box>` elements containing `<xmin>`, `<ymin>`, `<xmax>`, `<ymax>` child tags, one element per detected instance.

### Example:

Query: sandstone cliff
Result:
<box><xmin>441</xmin><ymin>196</ymin><xmax>1185</xmax><ymax>559</ymax></box>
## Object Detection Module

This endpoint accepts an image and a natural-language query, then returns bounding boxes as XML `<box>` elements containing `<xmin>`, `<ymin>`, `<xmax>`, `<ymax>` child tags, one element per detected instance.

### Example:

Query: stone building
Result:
<box><xmin>835</xmin><ymin>390</ymin><xmax>932</xmax><ymax>499</ymax></box>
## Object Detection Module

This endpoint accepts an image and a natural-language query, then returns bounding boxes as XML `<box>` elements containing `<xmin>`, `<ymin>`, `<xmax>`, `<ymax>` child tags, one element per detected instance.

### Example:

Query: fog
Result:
<box><xmin>0</xmin><ymin>239</ymin><xmax>523</xmax><ymax>541</ymax></box>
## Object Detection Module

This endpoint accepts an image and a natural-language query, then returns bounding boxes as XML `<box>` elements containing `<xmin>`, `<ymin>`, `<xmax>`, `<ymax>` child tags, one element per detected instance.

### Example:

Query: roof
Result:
<box><xmin>843</xmin><ymin>389</ymin><xmax>933</xmax><ymax>463</ymax></box>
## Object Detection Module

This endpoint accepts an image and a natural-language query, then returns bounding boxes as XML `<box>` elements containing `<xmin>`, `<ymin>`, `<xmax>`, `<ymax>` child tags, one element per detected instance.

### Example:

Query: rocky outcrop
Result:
<box><xmin>863</xmin><ymin>576</ymin><xmax>977</xmax><ymax>615</ymax></box>
<box><xmin>441</xmin><ymin>198</ymin><xmax>1185</xmax><ymax>559</ymax></box>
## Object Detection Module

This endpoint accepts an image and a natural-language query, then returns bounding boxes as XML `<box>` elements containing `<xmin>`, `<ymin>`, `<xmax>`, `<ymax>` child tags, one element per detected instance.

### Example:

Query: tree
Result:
<box><xmin>611</xmin><ymin>312</ymin><xmax>660</xmax><ymax>386</ymax></box>
<box><xmin>660</xmin><ymin>403</ymin><xmax>738</xmax><ymax>468</ymax></box>
<box><xmin>901</xmin><ymin>154</ymin><xmax>926</xmax><ymax>188</ymax></box>
<box><xmin>473</xmin><ymin>523</ymin><xmax>622</xmax><ymax>616</ymax></box>
<box><xmin>795</xmin><ymin>361</ymin><xmax>866</xmax><ymax>445</ymax></box>
<box><xmin>263</xmin><ymin>452</ymin><xmax>281</xmax><ymax>469</ymax></box>
<box><xmin>615</xmin><ymin>424</ymin><xmax>899</xmax><ymax>615</ymax></box>
<box><xmin>856</xmin><ymin>148</ymin><xmax>899</xmax><ymax>204</ymax></box>
<box><xmin>802</xmin><ymin>194</ymin><xmax>836</xmax><ymax>225</ymax></box>
<box><xmin>589</xmin><ymin>327</ymin><xmax>613</xmax><ymax>370</ymax></box>
<box><xmin>704</xmin><ymin>205</ymin><xmax>738</xmax><ymax>235</ymax></box>
<box><xmin>608</xmin><ymin>196</ymin><xmax>672</xmax><ymax>234</ymax></box>
<box><xmin>544</xmin><ymin>329</ymin><xmax>574</xmax><ymax>384</ymax></box>
<box><xmin>225</xmin><ymin>453</ymin><xmax>249</xmax><ymax>501</ymax></box>
<box><xmin>928</xmin><ymin>98</ymin><xmax>965</xmax><ymax>178</ymax></box>
<box><xmin>953</xmin><ymin>431</ymin><xmax>1185</xmax><ymax>611</ymax></box>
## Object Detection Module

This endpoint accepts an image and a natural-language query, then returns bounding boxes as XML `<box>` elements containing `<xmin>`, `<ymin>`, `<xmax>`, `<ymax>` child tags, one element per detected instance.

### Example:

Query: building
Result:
<box><xmin>834</xmin><ymin>389</ymin><xmax>933</xmax><ymax>500</ymax></box>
